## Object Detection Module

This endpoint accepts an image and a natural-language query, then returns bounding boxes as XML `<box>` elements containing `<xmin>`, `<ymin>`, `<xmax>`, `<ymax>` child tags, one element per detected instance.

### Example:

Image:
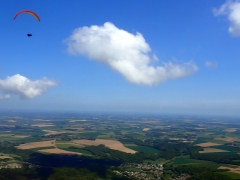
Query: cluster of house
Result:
<box><xmin>114</xmin><ymin>163</ymin><xmax>163</xmax><ymax>180</ymax></box>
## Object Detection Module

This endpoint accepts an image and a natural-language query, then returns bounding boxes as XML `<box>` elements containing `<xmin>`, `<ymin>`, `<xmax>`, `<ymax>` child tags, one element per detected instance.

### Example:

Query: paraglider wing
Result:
<box><xmin>14</xmin><ymin>10</ymin><xmax>40</xmax><ymax>22</ymax></box>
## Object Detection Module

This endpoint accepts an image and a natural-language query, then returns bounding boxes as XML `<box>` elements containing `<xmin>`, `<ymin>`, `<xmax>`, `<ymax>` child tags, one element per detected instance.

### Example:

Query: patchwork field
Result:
<box><xmin>73</xmin><ymin>139</ymin><xmax>136</xmax><ymax>154</ymax></box>
<box><xmin>1</xmin><ymin>112</ymin><xmax>240</xmax><ymax>180</ymax></box>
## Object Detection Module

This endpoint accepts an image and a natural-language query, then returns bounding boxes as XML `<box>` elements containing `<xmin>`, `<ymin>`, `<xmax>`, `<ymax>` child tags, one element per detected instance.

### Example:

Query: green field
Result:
<box><xmin>124</xmin><ymin>145</ymin><xmax>160</xmax><ymax>154</ymax></box>
<box><xmin>211</xmin><ymin>145</ymin><xmax>240</xmax><ymax>152</ymax></box>
<box><xmin>78</xmin><ymin>132</ymin><xmax>103</xmax><ymax>138</ymax></box>
<box><xmin>58</xmin><ymin>147</ymin><xmax>93</xmax><ymax>155</ymax></box>
<box><xmin>218</xmin><ymin>172</ymin><xmax>240</xmax><ymax>179</ymax></box>
<box><xmin>172</xmin><ymin>156</ymin><xmax>220</xmax><ymax>168</ymax></box>
<box><xmin>29</xmin><ymin>146</ymin><xmax>56</xmax><ymax>151</ymax></box>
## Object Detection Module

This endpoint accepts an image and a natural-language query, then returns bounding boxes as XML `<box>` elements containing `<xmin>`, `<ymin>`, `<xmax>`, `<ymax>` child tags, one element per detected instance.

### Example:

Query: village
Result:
<box><xmin>114</xmin><ymin>163</ymin><xmax>191</xmax><ymax>180</ymax></box>
<box><xmin>114</xmin><ymin>163</ymin><xmax>163</xmax><ymax>180</ymax></box>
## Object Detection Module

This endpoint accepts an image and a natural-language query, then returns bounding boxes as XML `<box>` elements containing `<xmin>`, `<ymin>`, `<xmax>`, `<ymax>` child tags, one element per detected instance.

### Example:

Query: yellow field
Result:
<box><xmin>67</xmin><ymin>128</ymin><xmax>85</xmax><ymax>130</ymax></box>
<box><xmin>73</xmin><ymin>139</ymin><xmax>136</xmax><ymax>154</ymax></box>
<box><xmin>0</xmin><ymin>134</ymin><xmax>28</xmax><ymax>138</ymax></box>
<box><xmin>69</xmin><ymin>120</ymin><xmax>87</xmax><ymax>122</ymax></box>
<box><xmin>224</xmin><ymin>128</ymin><xmax>237</xmax><ymax>132</ymax></box>
<box><xmin>32</xmin><ymin>124</ymin><xmax>55</xmax><ymax>127</ymax></box>
<box><xmin>195</xmin><ymin>142</ymin><xmax>222</xmax><ymax>147</ymax></box>
<box><xmin>7</xmin><ymin>120</ymin><xmax>16</xmax><ymax>122</ymax></box>
<box><xmin>42</xmin><ymin>130</ymin><xmax>66</xmax><ymax>136</ymax></box>
<box><xmin>199</xmin><ymin>148</ymin><xmax>228</xmax><ymax>153</ymax></box>
<box><xmin>15</xmin><ymin>140</ymin><xmax>55</xmax><ymax>149</ymax></box>
<box><xmin>0</xmin><ymin>134</ymin><xmax>13</xmax><ymax>137</ymax></box>
<box><xmin>0</xmin><ymin>155</ymin><xmax>13</xmax><ymax>159</ymax></box>
<box><xmin>33</xmin><ymin>119</ymin><xmax>51</xmax><ymax>121</ymax></box>
<box><xmin>56</xmin><ymin>142</ymin><xmax>84</xmax><ymax>147</ymax></box>
<box><xmin>13</xmin><ymin>135</ymin><xmax>29</xmax><ymax>138</ymax></box>
<box><xmin>169</xmin><ymin>138</ymin><xmax>181</xmax><ymax>140</ymax></box>
<box><xmin>218</xmin><ymin>166</ymin><xmax>240</xmax><ymax>174</ymax></box>
<box><xmin>121</xmin><ymin>131</ymin><xmax>128</xmax><ymax>135</ymax></box>
<box><xmin>204</xmin><ymin>133</ymin><xmax>214</xmax><ymax>135</ymax></box>
<box><xmin>142</xmin><ymin>121</ymin><xmax>160</xmax><ymax>124</ymax></box>
<box><xmin>215</xmin><ymin>137</ymin><xmax>237</xmax><ymax>142</ymax></box>
<box><xmin>143</xmin><ymin>128</ymin><xmax>150</xmax><ymax>131</ymax></box>
<box><xmin>195</xmin><ymin>128</ymin><xmax>206</xmax><ymax>130</ymax></box>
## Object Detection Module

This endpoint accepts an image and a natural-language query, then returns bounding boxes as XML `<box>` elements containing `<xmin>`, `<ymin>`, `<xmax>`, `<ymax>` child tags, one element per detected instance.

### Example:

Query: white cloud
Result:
<box><xmin>0</xmin><ymin>74</ymin><xmax>58</xmax><ymax>99</ymax></box>
<box><xmin>65</xmin><ymin>22</ymin><xmax>198</xmax><ymax>85</ymax></box>
<box><xmin>214</xmin><ymin>0</ymin><xmax>240</xmax><ymax>36</ymax></box>
<box><xmin>0</xmin><ymin>94</ymin><xmax>10</xmax><ymax>100</ymax></box>
<box><xmin>152</xmin><ymin>55</ymin><xmax>159</xmax><ymax>61</ymax></box>
<box><xmin>205</xmin><ymin>61</ymin><xmax>218</xmax><ymax>69</ymax></box>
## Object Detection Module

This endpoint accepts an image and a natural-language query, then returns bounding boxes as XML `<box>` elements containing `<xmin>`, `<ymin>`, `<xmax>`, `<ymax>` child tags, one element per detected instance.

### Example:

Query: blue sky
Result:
<box><xmin>0</xmin><ymin>0</ymin><xmax>240</xmax><ymax>116</ymax></box>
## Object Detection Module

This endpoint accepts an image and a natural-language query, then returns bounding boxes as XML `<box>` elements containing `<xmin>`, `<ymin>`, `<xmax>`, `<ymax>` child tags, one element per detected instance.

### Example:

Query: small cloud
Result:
<box><xmin>205</xmin><ymin>61</ymin><xmax>218</xmax><ymax>69</ymax></box>
<box><xmin>0</xmin><ymin>94</ymin><xmax>10</xmax><ymax>100</ymax></box>
<box><xmin>65</xmin><ymin>22</ymin><xmax>198</xmax><ymax>85</ymax></box>
<box><xmin>213</xmin><ymin>0</ymin><xmax>240</xmax><ymax>36</ymax></box>
<box><xmin>152</xmin><ymin>54</ymin><xmax>159</xmax><ymax>61</ymax></box>
<box><xmin>0</xmin><ymin>74</ymin><xmax>58</xmax><ymax>99</ymax></box>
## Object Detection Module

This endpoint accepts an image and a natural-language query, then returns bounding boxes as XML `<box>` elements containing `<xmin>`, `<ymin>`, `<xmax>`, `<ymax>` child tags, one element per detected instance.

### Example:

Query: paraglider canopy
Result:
<box><xmin>14</xmin><ymin>10</ymin><xmax>40</xmax><ymax>22</ymax></box>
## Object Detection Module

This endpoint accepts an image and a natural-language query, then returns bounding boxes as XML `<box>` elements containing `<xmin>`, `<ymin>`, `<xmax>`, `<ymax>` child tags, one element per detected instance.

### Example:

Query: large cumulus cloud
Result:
<box><xmin>65</xmin><ymin>22</ymin><xmax>198</xmax><ymax>85</ymax></box>
<box><xmin>0</xmin><ymin>74</ymin><xmax>58</xmax><ymax>99</ymax></box>
<box><xmin>214</xmin><ymin>0</ymin><xmax>240</xmax><ymax>36</ymax></box>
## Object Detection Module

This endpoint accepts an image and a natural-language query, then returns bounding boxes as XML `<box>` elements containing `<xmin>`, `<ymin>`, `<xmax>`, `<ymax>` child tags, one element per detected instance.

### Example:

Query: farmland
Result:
<box><xmin>0</xmin><ymin>112</ymin><xmax>240</xmax><ymax>179</ymax></box>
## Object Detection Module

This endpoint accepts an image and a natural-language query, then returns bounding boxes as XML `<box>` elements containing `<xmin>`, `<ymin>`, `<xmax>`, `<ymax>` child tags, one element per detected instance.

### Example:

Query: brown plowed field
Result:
<box><xmin>15</xmin><ymin>140</ymin><xmax>55</xmax><ymax>149</ymax></box>
<box><xmin>73</xmin><ymin>139</ymin><xmax>136</xmax><ymax>154</ymax></box>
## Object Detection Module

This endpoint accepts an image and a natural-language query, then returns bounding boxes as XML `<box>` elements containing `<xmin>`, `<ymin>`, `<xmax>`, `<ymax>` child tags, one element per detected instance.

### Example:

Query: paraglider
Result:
<box><xmin>14</xmin><ymin>10</ymin><xmax>40</xmax><ymax>37</ymax></box>
<box><xmin>14</xmin><ymin>10</ymin><xmax>40</xmax><ymax>21</ymax></box>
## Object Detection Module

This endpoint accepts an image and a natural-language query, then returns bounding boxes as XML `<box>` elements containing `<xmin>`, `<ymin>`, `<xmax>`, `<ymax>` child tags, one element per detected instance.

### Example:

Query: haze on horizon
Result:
<box><xmin>0</xmin><ymin>0</ymin><xmax>240</xmax><ymax>117</ymax></box>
